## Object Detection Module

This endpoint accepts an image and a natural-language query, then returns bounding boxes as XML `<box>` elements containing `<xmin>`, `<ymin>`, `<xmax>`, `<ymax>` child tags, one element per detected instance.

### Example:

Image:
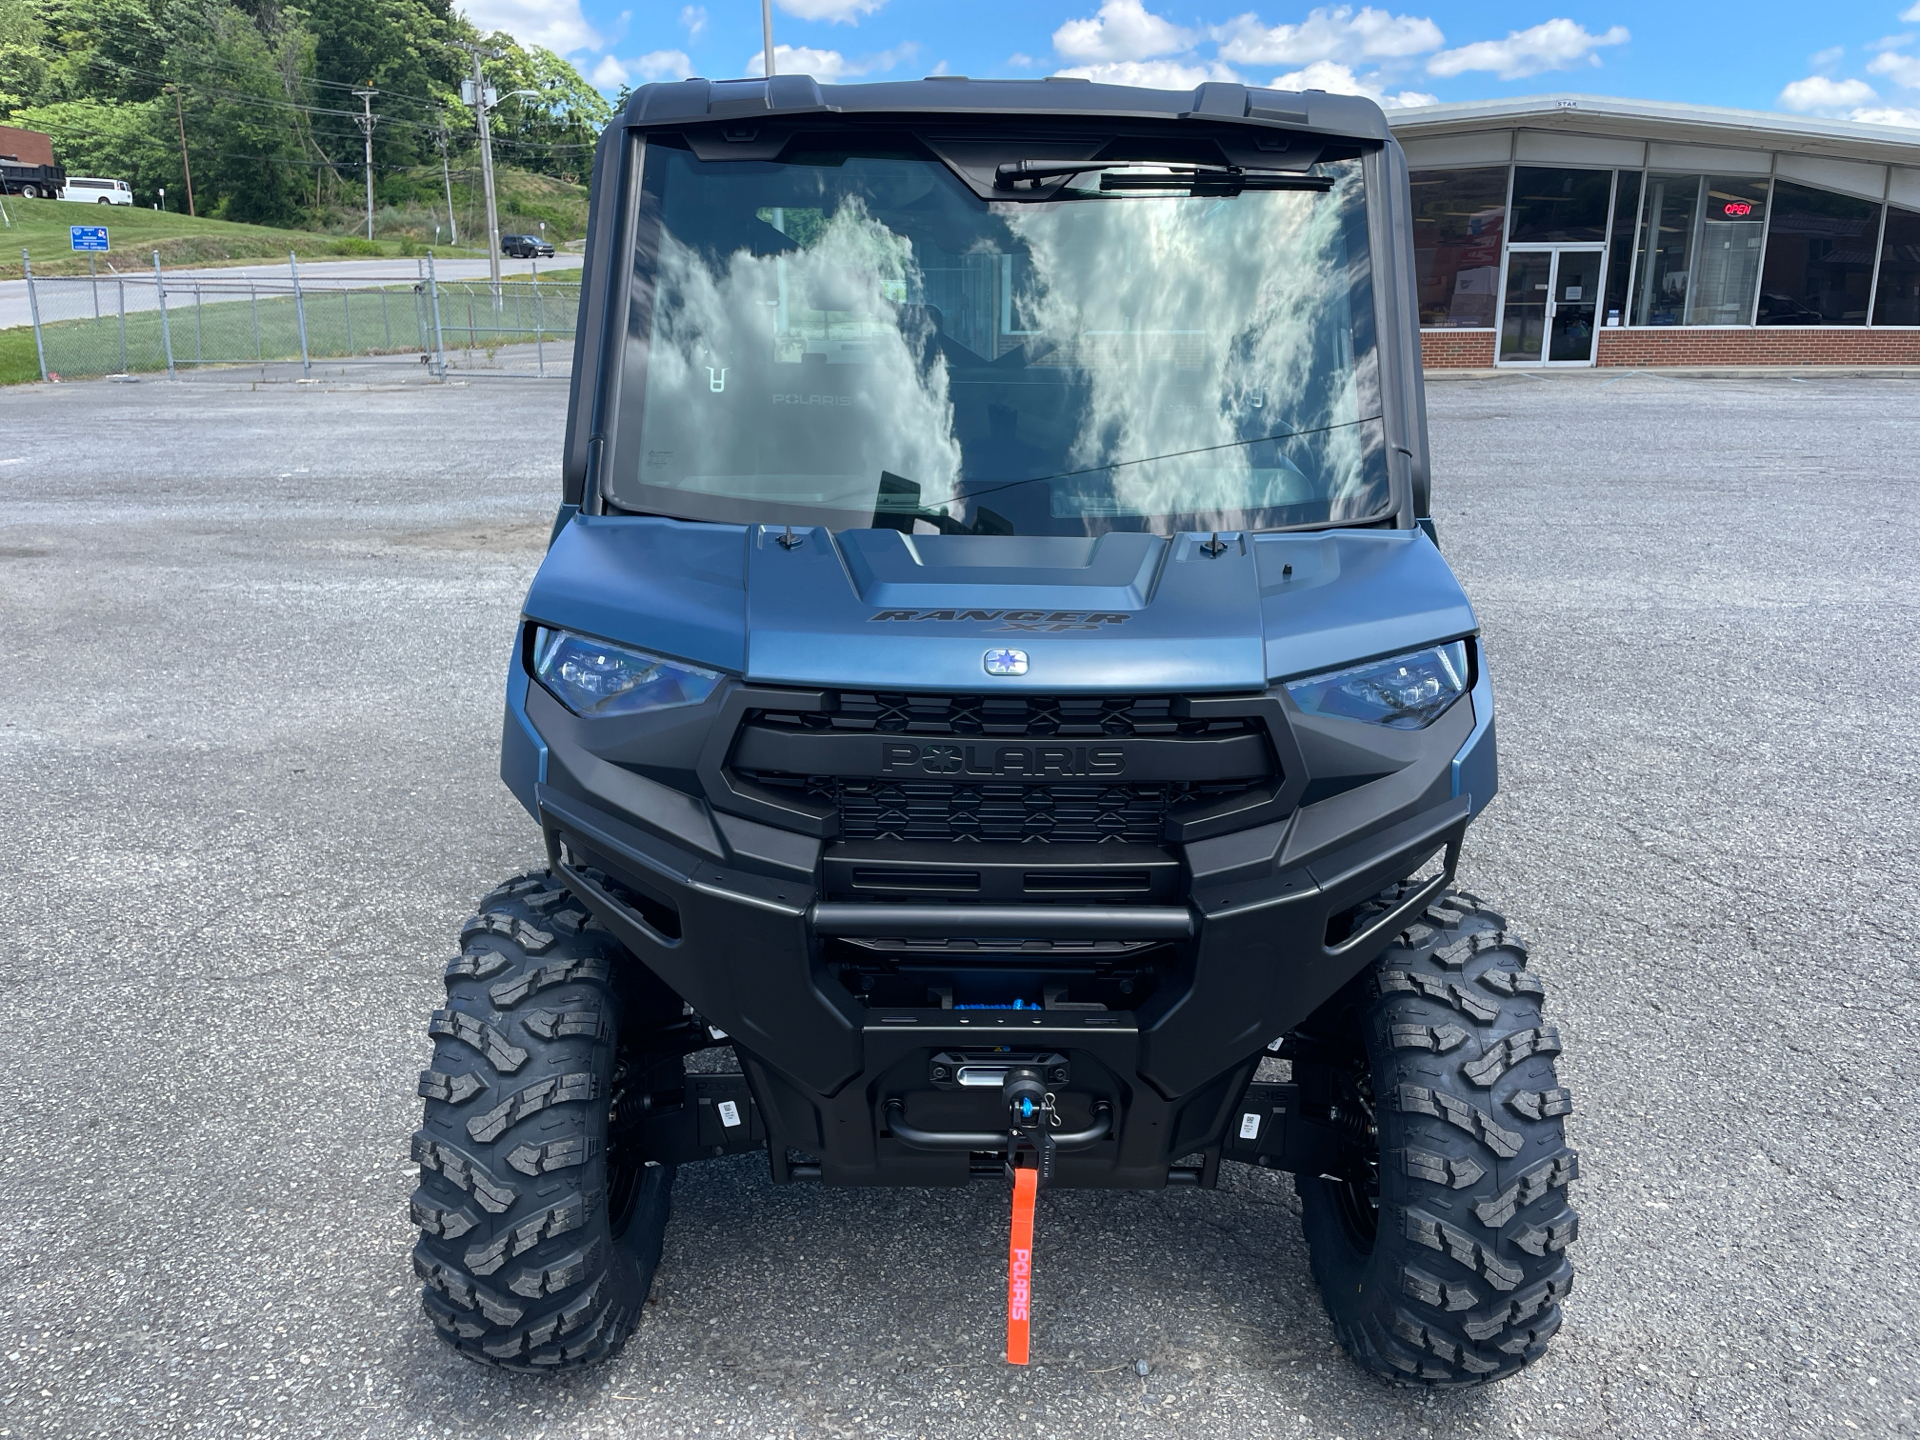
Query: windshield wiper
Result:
<box><xmin>994</xmin><ymin>160</ymin><xmax>1334</xmax><ymax>196</ymax></box>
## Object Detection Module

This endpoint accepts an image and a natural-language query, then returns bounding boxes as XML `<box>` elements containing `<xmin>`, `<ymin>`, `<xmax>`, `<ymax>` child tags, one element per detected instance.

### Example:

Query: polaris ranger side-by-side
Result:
<box><xmin>410</xmin><ymin>74</ymin><xmax>1578</xmax><ymax>1385</ymax></box>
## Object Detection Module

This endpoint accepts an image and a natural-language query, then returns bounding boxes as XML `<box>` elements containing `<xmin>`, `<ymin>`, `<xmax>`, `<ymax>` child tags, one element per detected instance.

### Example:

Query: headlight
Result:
<box><xmin>530</xmin><ymin>626</ymin><xmax>724</xmax><ymax>717</ymax></box>
<box><xmin>1284</xmin><ymin>641</ymin><xmax>1470</xmax><ymax>729</ymax></box>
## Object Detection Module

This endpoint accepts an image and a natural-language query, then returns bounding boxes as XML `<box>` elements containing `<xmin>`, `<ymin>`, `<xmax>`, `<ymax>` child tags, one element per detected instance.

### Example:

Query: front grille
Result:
<box><xmin>753</xmin><ymin>692</ymin><xmax>1258</xmax><ymax>739</ymax></box>
<box><xmin>741</xmin><ymin>773</ymin><xmax>1261</xmax><ymax>844</ymax></box>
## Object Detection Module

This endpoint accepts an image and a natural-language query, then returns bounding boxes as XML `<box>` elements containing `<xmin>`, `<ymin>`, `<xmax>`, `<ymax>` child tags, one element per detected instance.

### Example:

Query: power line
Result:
<box><xmin>44</xmin><ymin>36</ymin><xmax>607</xmax><ymax>138</ymax></box>
<box><xmin>56</xmin><ymin>48</ymin><xmax>603</xmax><ymax>152</ymax></box>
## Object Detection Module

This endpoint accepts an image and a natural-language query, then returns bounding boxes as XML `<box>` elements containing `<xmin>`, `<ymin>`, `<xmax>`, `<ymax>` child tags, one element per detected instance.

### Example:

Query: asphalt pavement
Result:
<box><xmin>0</xmin><ymin>368</ymin><xmax>1914</xmax><ymax>1439</ymax></box>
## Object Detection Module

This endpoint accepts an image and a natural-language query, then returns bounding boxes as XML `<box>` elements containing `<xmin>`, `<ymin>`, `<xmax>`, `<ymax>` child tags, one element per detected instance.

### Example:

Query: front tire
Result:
<box><xmin>1296</xmin><ymin>888</ymin><xmax>1578</xmax><ymax>1386</ymax></box>
<box><xmin>412</xmin><ymin>871</ymin><xmax>676</xmax><ymax>1370</ymax></box>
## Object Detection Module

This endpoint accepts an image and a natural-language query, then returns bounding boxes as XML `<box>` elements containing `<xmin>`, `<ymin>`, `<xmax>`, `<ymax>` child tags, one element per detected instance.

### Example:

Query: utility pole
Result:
<box><xmin>433</xmin><ymin>121</ymin><xmax>457</xmax><ymax>246</ymax></box>
<box><xmin>166</xmin><ymin>85</ymin><xmax>196</xmax><ymax>217</ymax></box>
<box><xmin>762</xmin><ymin>0</ymin><xmax>776</xmax><ymax>76</ymax></box>
<box><xmin>353</xmin><ymin>87</ymin><xmax>377</xmax><ymax>241</ymax></box>
<box><xmin>460</xmin><ymin>44</ymin><xmax>503</xmax><ymax>303</ymax></box>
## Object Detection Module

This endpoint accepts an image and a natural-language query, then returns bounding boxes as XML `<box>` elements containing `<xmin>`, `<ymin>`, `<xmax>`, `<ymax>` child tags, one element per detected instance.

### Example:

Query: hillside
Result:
<box><xmin>0</xmin><ymin>202</ymin><xmax>451</xmax><ymax>281</ymax></box>
<box><xmin>0</xmin><ymin>164</ymin><xmax>590</xmax><ymax>281</ymax></box>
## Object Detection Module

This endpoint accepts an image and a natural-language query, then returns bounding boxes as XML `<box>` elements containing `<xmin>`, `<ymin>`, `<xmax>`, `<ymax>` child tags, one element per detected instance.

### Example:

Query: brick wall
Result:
<box><xmin>1593</xmin><ymin>328</ymin><xmax>1920</xmax><ymax>367</ymax></box>
<box><xmin>1420</xmin><ymin>330</ymin><xmax>1496</xmax><ymax>368</ymax></box>
<box><xmin>1420</xmin><ymin>325</ymin><xmax>1920</xmax><ymax>369</ymax></box>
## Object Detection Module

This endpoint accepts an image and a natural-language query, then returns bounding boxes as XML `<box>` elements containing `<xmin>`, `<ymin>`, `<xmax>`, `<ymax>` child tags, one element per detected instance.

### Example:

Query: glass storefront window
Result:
<box><xmin>1633</xmin><ymin>174</ymin><xmax>1698</xmax><ymax>325</ymax></box>
<box><xmin>1691</xmin><ymin>179</ymin><xmax>1770</xmax><ymax>324</ymax></box>
<box><xmin>1603</xmin><ymin>171</ymin><xmax>1641</xmax><ymax>326</ymax></box>
<box><xmin>1509</xmin><ymin>166</ymin><xmax>1613</xmax><ymax>244</ymax></box>
<box><xmin>1759</xmin><ymin>181</ymin><xmax>1883</xmax><ymax>326</ymax></box>
<box><xmin>1409</xmin><ymin>167</ymin><xmax>1508</xmax><ymax>328</ymax></box>
<box><xmin>1873</xmin><ymin>206</ymin><xmax>1920</xmax><ymax>327</ymax></box>
<box><xmin>1631</xmin><ymin>175</ymin><xmax>1769</xmax><ymax>326</ymax></box>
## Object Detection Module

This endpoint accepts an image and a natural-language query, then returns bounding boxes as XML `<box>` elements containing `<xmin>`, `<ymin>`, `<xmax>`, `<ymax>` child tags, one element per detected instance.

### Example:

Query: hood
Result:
<box><xmin>524</xmin><ymin>518</ymin><xmax>1477</xmax><ymax>692</ymax></box>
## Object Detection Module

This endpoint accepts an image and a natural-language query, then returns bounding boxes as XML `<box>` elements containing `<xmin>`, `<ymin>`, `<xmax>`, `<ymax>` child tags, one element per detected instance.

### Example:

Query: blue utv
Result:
<box><xmin>410</xmin><ymin>73</ymin><xmax>1578</xmax><ymax>1385</ymax></box>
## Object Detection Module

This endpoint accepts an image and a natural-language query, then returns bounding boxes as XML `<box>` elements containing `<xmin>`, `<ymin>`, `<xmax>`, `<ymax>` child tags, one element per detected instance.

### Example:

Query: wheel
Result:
<box><xmin>412</xmin><ymin>870</ymin><xmax>678</xmax><ymax>1370</ymax></box>
<box><xmin>98</xmin><ymin>197</ymin><xmax>112</xmax><ymax>204</ymax></box>
<box><xmin>1294</xmin><ymin>887</ymin><xmax>1578</xmax><ymax>1386</ymax></box>
<box><xmin>20</xmin><ymin>185</ymin><xmax>38</xmax><ymax>199</ymax></box>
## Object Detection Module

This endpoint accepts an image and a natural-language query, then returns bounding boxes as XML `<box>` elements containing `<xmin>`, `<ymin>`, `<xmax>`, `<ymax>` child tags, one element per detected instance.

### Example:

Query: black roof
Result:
<box><xmin>624</xmin><ymin>75</ymin><xmax>1392</xmax><ymax>144</ymax></box>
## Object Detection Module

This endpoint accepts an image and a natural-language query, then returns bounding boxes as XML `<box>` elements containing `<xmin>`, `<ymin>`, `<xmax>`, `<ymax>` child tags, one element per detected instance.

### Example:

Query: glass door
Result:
<box><xmin>1547</xmin><ymin>249</ymin><xmax>1603</xmax><ymax>363</ymax></box>
<box><xmin>1499</xmin><ymin>250</ymin><xmax>1553</xmax><ymax>363</ymax></box>
<box><xmin>1498</xmin><ymin>246</ymin><xmax>1606</xmax><ymax>366</ymax></box>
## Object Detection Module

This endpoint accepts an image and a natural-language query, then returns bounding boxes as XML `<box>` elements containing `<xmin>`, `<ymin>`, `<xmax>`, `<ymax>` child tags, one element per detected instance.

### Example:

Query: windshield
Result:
<box><xmin>612</xmin><ymin>134</ymin><xmax>1386</xmax><ymax>536</ymax></box>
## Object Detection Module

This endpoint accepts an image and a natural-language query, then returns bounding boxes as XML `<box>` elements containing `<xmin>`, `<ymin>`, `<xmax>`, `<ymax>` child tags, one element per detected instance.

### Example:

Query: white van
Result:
<box><xmin>62</xmin><ymin>177</ymin><xmax>133</xmax><ymax>205</ymax></box>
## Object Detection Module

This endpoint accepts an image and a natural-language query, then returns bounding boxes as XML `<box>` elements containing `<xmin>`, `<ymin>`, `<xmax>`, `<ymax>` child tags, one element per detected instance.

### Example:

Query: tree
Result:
<box><xmin>480</xmin><ymin>34</ymin><xmax>610</xmax><ymax>186</ymax></box>
<box><xmin>0</xmin><ymin>0</ymin><xmax>609</xmax><ymax>226</ymax></box>
<box><xmin>0</xmin><ymin>0</ymin><xmax>52</xmax><ymax>112</ymax></box>
<box><xmin>302</xmin><ymin>0</ymin><xmax>462</xmax><ymax>192</ymax></box>
<box><xmin>10</xmin><ymin>96</ymin><xmax>171</xmax><ymax>190</ymax></box>
<box><xmin>162</xmin><ymin>0</ymin><xmax>311</xmax><ymax>223</ymax></box>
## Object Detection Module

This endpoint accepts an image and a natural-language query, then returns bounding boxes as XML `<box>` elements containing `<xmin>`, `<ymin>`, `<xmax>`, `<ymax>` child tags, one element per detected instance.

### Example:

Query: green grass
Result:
<box><xmin>0</xmin><ymin>199</ymin><xmax>487</xmax><ymax>281</ymax></box>
<box><xmin>0</xmin><ymin>161</ymin><xmax>591</xmax><ymax>281</ymax></box>
<box><xmin>23</xmin><ymin>277</ymin><xmax>580</xmax><ymax>381</ymax></box>
<box><xmin>0</xmin><ymin>325</ymin><xmax>40</xmax><ymax>384</ymax></box>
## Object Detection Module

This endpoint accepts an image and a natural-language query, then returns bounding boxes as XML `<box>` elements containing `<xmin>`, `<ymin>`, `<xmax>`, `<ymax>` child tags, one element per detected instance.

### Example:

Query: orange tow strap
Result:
<box><xmin>1007</xmin><ymin>1162</ymin><xmax>1037</xmax><ymax>1365</ymax></box>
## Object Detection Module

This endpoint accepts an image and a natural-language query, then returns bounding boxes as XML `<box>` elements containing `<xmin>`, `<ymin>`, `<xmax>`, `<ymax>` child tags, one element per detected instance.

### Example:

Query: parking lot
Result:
<box><xmin>0</xmin><ymin>367</ymin><xmax>1915</xmax><ymax>1439</ymax></box>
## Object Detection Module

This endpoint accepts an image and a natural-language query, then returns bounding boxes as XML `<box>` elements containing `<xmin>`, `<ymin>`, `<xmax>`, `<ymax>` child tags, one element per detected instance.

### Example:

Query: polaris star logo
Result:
<box><xmin>869</xmin><ymin>609</ymin><xmax>1131</xmax><ymax>633</ymax></box>
<box><xmin>984</xmin><ymin>648</ymin><xmax>1028</xmax><ymax>676</ymax></box>
<box><xmin>880</xmin><ymin>742</ymin><xmax>1125</xmax><ymax>777</ymax></box>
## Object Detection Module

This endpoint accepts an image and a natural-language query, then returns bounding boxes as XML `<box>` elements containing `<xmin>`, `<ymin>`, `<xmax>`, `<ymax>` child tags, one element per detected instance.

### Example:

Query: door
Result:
<box><xmin>1546</xmin><ymin>249</ymin><xmax>1602</xmax><ymax>363</ymax></box>
<box><xmin>1498</xmin><ymin>246</ymin><xmax>1606</xmax><ymax>366</ymax></box>
<box><xmin>1498</xmin><ymin>251</ymin><xmax>1553</xmax><ymax>363</ymax></box>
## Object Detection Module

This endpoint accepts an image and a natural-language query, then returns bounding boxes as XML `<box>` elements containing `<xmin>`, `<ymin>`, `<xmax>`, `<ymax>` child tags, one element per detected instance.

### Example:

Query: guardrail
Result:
<box><xmin>19</xmin><ymin>249</ymin><xmax>579</xmax><ymax>382</ymax></box>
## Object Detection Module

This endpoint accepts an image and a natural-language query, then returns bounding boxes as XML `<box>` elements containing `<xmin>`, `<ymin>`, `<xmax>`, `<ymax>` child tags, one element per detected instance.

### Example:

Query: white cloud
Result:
<box><xmin>458</xmin><ymin>0</ymin><xmax>600</xmax><ymax>55</ymax></box>
<box><xmin>1427</xmin><ymin>18</ymin><xmax>1629</xmax><ymax>80</ymax></box>
<box><xmin>637</xmin><ymin>49</ymin><xmax>696</xmax><ymax>81</ymax></box>
<box><xmin>680</xmin><ymin>5</ymin><xmax>707</xmax><ymax>41</ymax></box>
<box><xmin>777</xmin><ymin>0</ymin><xmax>888</xmax><ymax>24</ymax></box>
<box><xmin>591</xmin><ymin>48</ymin><xmax>696</xmax><ymax>88</ymax></box>
<box><xmin>743</xmin><ymin>41</ymin><xmax>916</xmax><ymax>79</ymax></box>
<box><xmin>1008</xmin><ymin>52</ymin><xmax>1040</xmax><ymax>67</ymax></box>
<box><xmin>1869</xmin><ymin>32</ymin><xmax>1915</xmax><ymax>51</ymax></box>
<box><xmin>1904</xmin><ymin>1</ymin><xmax>1920</xmax><ymax>20</ymax></box>
<box><xmin>1868</xmin><ymin>48</ymin><xmax>1920</xmax><ymax>88</ymax></box>
<box><xmin>1055</xmin><ymin>59</ymin><xmax>1240</xmax><ymax>87</ymax></box>
<box><xmin>1216</xmin><ymin>7</ymin><xmax>1443</xmax><ymax>67</ymax></box>
<box><xmin>1851</xmin><ymin>104</ymin><xmax>1920</xmax><ymax>126</ymax></box>
<box><xmin>1054</xmin><ymin>0</ymin><xmax>1196</xmax><ymax>62</ymax></box>
<box><xmin>1777</xmin><ymin>75</ymin><xmax>1879</xmax><ymax>112</ymax></box>
<box><xmin>1270</xmin><ymin>59</ymin><xmax>1435</xmax><ymax>107</ymax></box>
<box><xmin>1807</xmin><ymin>45</ymin><xmax>1844</xmax><ymax>73</ymax></box>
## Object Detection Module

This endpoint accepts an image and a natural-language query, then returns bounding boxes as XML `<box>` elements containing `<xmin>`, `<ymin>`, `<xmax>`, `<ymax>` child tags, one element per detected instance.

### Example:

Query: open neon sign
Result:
<box><xmin>1723</xmin><ymin>201</ymin><xmax>1754</xmax><ymax>217</ymax></box>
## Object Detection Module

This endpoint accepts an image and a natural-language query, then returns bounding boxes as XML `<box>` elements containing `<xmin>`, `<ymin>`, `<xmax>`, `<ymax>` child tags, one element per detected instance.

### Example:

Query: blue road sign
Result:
<box><xmin>71</xmin><ymin>225</ymin><xmax>110</xmax><ymax>252</ymax></box>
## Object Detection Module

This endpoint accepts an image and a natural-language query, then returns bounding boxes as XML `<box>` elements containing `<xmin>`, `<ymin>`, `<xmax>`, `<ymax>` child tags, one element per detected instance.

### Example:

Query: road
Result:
<box><xmin>0</xmin><ymin>254</ymin><xmax>567</xmax><ymax>330</ymax></box>
<box><xmin>0</xmin><ymin>369</ymin><xmax>1914</xmax><ymax>1438</ymax></box>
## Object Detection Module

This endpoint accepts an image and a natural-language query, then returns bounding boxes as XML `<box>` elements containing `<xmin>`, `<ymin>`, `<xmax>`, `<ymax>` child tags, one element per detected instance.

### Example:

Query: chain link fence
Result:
<box><xmin>21</xmin><ymin>253</ymin><xmax>579</xmax><ymax>382</ymax></box>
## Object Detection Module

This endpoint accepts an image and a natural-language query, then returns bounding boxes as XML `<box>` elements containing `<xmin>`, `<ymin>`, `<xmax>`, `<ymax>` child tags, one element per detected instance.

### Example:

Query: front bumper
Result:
<box><xmin>505</xmin><ymin>671</ymin><xmax>1487</xmax><ymax>1188</ymax></box>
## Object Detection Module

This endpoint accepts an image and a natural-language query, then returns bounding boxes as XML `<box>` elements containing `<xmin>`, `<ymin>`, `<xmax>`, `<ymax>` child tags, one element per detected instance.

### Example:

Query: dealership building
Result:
<box><xmin>1383</xmin><ymin>96</ymin><xmax>1920</xmax><ymax>369</ymax></box>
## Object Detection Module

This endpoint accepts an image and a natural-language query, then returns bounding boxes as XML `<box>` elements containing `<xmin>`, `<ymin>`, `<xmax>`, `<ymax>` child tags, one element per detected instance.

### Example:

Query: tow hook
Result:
<box><xmin>1003</xmin><ymin>1067</ymin><xmax>1060</xmax><ymax>1181</ymax></box>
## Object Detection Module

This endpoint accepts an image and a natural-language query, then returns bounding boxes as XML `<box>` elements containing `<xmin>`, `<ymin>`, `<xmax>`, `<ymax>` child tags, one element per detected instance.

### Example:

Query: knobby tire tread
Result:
<box><xmin>1299</xmin><ymin>887</ymin><xmax>1579</xmax><ymax>1386</ymax></box>
<box><xmin>412</xmin><ymin>869</ymin><xmax>672</xmax><ymax>1371</ymax></box>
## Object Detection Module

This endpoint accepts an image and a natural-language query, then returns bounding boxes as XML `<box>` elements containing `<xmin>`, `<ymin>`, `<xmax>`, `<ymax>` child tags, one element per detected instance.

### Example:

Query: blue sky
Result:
<box><xmin>464</xmin><ymin>0</ymin><xmax>1920</xmax><ymax>128</ymax></box>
